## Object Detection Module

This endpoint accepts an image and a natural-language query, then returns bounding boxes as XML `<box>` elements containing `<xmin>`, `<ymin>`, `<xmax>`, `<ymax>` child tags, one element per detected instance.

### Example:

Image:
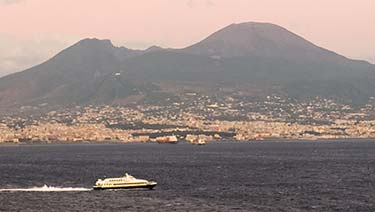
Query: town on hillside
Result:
<box><xmin>1</xmin><ymin>93</ymin><xmax>375</xmax><ymax>144</ymax></box>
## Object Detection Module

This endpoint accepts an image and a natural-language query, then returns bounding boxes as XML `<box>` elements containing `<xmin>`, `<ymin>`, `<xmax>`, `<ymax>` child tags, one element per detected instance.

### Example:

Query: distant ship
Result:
<box><xmin>93</xmin><ymin>173</ymin><xmax>157</xmax><ymax>190</ymax></box>
<box><xmin>156</xmin><ymin>135</ymin><xmax>178</xmax><ymax>144</ymax></box>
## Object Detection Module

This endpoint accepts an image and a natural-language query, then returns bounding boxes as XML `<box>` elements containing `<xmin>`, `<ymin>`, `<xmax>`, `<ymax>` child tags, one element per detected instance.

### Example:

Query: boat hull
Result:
<box><xmin>93</xmin><ymin>183</ymin><xmax>157</xmax><ymax>190</ymax></box>
<box><xmin>157</xmin><ymin>141</ymin><xmax>178</xmax><ymax>144</ymax></box>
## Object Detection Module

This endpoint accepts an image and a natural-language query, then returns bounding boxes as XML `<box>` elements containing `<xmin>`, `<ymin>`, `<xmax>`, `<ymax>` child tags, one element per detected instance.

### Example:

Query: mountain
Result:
<box><xmin>0</xmin><ymin>38</ymin><xmax>144</xmax><ymax>107</ymax></box>
<box><xmin>0</xmin><ymin>22</ymin><xmax>374</xmax><ymax>108</ymax></box>
<box><xmin>131</xmin><ymin>22</ymin><xmax>374</xmax><ymax>82</ymax></box>
<box><xmin>183</xmin><ymin>22</ymin><xmax>335</xmax><ymax>59</ymax></box>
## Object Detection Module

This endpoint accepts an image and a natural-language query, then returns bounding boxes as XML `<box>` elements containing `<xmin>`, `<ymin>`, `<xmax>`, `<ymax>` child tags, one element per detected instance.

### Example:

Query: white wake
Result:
<box><xmin>0</xmin><ymin>185</ymin><xmax>92</xmax><ymax>192</ymax></box>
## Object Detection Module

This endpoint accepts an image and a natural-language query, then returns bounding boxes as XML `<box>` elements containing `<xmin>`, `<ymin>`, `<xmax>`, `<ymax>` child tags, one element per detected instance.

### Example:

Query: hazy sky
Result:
<box><xmin>1</xmin><ymin>0</ymin><xmax>374</xmax><ymax>76</ymax></box>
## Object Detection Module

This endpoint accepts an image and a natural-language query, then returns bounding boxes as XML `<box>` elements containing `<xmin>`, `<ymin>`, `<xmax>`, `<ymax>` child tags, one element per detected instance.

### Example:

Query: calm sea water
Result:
<box><xmin>0</xmin><ymin>141</ymin><xmax>374</xmax><ymax>212</ymax></box>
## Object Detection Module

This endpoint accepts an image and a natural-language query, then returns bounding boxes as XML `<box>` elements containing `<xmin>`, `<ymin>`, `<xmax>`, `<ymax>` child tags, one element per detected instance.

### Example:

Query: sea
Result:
<box><xmin>0</xmin><ymin>141</ymin><xmax>374</xmax><ymax>212</ymax></box>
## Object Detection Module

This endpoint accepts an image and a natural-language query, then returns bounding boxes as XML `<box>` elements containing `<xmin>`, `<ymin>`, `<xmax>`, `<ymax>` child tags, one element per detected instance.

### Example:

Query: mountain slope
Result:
<box><xmin>0</xmin><ymin>39</ymin><xmax>141</xmax><ymax>106</ymax></box>
<box><xmin>183</xmin><ymin>22</ymin><xmax>341</xmax><ymax>59</ymax></box>
<box><xmin>0</xmin><ymin>22</ymin><xmax>374</xmax><ymax>107</ymax></box>
<box><xmin>181</xmin><ymin>22</ymin><xmax>374</xmax><ymax>79</ymax></box>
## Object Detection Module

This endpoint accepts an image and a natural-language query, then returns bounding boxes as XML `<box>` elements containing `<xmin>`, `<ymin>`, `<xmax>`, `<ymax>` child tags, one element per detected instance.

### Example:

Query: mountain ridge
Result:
<box><xmin>0</xmin><ymin>22</ymin><xmax>374</xmax><ymax>108</ymax></box>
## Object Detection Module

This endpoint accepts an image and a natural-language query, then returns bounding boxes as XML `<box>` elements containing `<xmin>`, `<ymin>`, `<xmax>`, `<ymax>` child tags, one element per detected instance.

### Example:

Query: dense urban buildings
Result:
<box><xmin>1</xmin><ymin>94</ymin><xmax>375</xmax><ymax>143</ymax></box>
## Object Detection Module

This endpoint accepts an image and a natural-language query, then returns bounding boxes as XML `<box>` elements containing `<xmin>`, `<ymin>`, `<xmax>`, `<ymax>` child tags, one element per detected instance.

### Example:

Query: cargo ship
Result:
<box><xmin>93</xmin><ymin>173</ymin><xmax>157</xmax><ymax>190</ymax></box>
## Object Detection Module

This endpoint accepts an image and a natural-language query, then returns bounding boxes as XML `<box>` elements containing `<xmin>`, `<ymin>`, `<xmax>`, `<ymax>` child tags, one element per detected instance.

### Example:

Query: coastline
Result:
<box><xmin>1</xmin><ymin>137</ymin><xmax>375</xmax><ymax>146</ymax></box>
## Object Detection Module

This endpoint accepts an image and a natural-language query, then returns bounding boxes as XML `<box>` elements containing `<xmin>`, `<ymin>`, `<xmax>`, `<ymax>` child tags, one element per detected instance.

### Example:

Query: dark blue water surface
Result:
<box><xmin>0</xmin><ymin>141</ymin><xmax>374</xmax><ymax>212</ymax></box>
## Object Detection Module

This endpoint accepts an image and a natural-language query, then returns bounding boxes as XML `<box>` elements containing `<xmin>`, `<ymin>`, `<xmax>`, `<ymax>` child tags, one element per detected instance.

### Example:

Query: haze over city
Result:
<box><xmin>0</xmin><ymin>0</ymin><xmax>374</xmax><ymax>76</ymax></box>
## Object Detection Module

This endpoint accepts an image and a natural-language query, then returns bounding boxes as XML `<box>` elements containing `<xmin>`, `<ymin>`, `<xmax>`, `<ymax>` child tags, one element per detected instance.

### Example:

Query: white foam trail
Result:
<box><xmin>0</xmin><ymin>185</ymin><xmax>92</xmax><ymax>192</ymax></box>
